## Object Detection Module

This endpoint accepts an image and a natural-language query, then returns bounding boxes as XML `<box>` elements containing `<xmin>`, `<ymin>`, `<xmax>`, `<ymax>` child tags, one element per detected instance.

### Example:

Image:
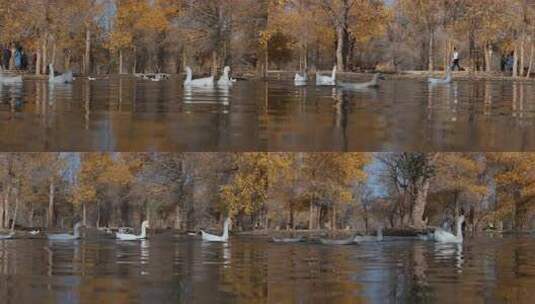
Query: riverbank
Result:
<box><xmin>3</xmin><ymin>69</ymin><xmax>533</xmax><ymax>82</ymax></box>
<box><xmin>266</xmin><ymin>69</ymin><xmax>535</xmax><ymax>82</ymax></box>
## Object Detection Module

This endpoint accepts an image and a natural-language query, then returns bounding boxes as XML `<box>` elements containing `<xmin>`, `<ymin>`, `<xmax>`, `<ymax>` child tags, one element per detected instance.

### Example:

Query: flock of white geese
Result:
<box><xmin>0</xmin><ymin>215</ymin><xmax>465</xmax><ymax>244</ymax></box>
<box><xmin>0</xmin><ymin>64</ymin><xmax>74</xmax><ymax>85</ymax></box>
<box><xmin>272</xmin><ymin>215</ymin><xmax>465</xmax><ymax>245</ymax></box>
<box><xmin>1</xmin><ymin>64</ymin><xmax>453</xmax><ymax>88</ymax></box>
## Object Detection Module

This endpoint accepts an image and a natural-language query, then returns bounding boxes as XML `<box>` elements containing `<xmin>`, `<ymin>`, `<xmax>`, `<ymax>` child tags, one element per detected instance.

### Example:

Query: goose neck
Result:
<box><xmin>74</xmin><ymin>226</ymin><xmax>80</xmax><ymax>238</ymax></box>
<box><xmin>140</xmin><ymin>224</ymin><xmax>147</xmax><ymax>238</ymax></box>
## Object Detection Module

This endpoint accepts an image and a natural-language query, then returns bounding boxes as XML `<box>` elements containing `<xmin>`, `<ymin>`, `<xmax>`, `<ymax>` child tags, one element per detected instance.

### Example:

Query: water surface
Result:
<box><xmin>0</xmin><ymin>77</ymin><xmax>534</xmax><ymax>151</ymax></box>
<box><xmin>0</xmin><ymin>235</ymin><xmax>533</xmax><ymax>303</ymax></box>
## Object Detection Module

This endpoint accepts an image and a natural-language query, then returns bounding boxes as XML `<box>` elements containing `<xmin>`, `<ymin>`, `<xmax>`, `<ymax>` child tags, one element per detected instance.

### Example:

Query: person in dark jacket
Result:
<box><xmin>2</xmin><ymin>48</ymin><xmax>11</xmax><ymax>69</ymax></box>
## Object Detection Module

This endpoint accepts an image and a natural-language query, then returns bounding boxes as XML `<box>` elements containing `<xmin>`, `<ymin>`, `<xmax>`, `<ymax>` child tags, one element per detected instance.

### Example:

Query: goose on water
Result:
<box><xmin>319</xmin><ymin>234</ymin><xmax>355</xmax><ymax>245</ymax></box>
<box><xmin>272</xmin><ymin>236</ymin><xmax>304</xmax><ymax>243</ymax></box>
<box><xmin>294</xmin><ymin>72</ymin><xmax>307</xmax><ymax>86</ymax></box>
<box><xmin>428</xmin><ymin>70</ymin><xmax>452</xmax><ymax>85</ymax></box>
<box><xmin>316</xmin><ymin>66</ymin><xmax>337</xmax><ymax>86</ymax></box>
<box><xmin>0</xmin><ymin>231</ymin><xmax>15</xmax><ymax>240</ymax></box>
<box><xmin>353</xmin><ymin>227</ymin><xmax>384</xmax><ymax>243</ymax></box>
<box><xmin>340</xmin><ymin>73</ymin><xmax>385</xmax><ymax>90</ymax></box>
<box><xmin>417</xmin><ymin>232</ymin><xmax>435</xmax><ymax>241</ymax></box>
<box><xmin>184</xmin><ymin>67</ymin><xmax>214</xmax><ymax>87</ymax></box>
<box><xmin>433</xmin><ymin>215</ymin><xmax>464</xmax><ymax>243</ymax></box>
<box><xmin>29</xmin><ymin>230</ymin><xmax>40</xmax><ymax>236</ymax></box>
<box><xmin>0</xmin><ymin>74</ymin><xmax>23</xmax><ymax>84</ymax></box>
<box><xmin>201</xmin><ymin>217</ymin><xmax>230</xmax><ymax>242</ymax></box>
<box><xmin>47</xmin><ymin>222</ymin><xmax>83</xmax><ymax>240</ymax></box>
<box><xmin>217</xmin><ymin>66</ymin><xmax>234</xmax><ymax>86</ymax></box>
<box><xmin>49</xmin><ymin>64</ymin><xmax>74</xmax><ymax>84</ymax></box>
<box><xmin>116</xmin><ymin>220</ymin><xmax>149</xmax><ymax>241</ymax></box>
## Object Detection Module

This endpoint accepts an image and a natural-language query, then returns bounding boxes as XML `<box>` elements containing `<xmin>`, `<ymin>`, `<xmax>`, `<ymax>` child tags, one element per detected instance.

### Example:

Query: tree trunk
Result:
<box><xmin>411</xmin><ymin>179</ymin><xmax>430</xmax><ymax>229</ymax></box>
<box><xmin>51</xmin><ymin>41</ymin><xmax>56</xmax><ymax>69</ymax></box>
<box><xmin>336</xmin><ymin>25</ymin><xmax>345</xmax><ymax>71</ymax></box>
<box><xmin>42</xmin><ymin>38</ymin><xmax>48</xmax><ymax>75</ymax></box>
<box><xmin>512</xmin><ymin>189</ymin><xmax>520</xmax><ymax>231</ymax></box>
<box><xmin>175</xmin><ymin>204</ymin><xmax>181</xmax><ymax>230</ymax></box>
<box><xmin>520</xmin><ymin>35</ymin><xmax>525</xmax><ymax>77</ymax></box>
<box><xmin>85</xmin><ymin>27</ymin><xmax>91</xmax><ymax>75</ymax></box>
<box><xmin>35</xmin><ymin>48</ymin><xmax>41</xmax><ymax>75</ymax></box>
<box><xmin>526</xmin><ymin>42</ymin><xmax>533</xmax><ymax>79</ymax></box>
<box><xmin>133</xmin><ymin>47</ymin><xmax>137</xmax><ymax>74</ymax></box>
<box><xmin>96</xmin><ymin>203</ymin><xmax>100</xmax><ymax>228</ymax></box>
<box><xmin>513</xmin><ymin>44</ymin><xmax>519</xmax><ymax>78</ymax></box>
<box><xmin>9</xmin><ymin>47</ymin><xmax>15</xmax><ymax>70</ymax></box>
<box><xmin>363</xmin><ymin>206</ymin><xmax>369</xmax><ymax>233</ymax></box>
<box><xmin>484</xmin><ymin>44</ymin><xmax>493</xmax><ymax>72</ymax></box>
<box><xmin>308</xmin><ymin>203</ymin><xmax>314</xmax><ymax>230</ymax></box>
<box><xmin>453</xmin><ymin>190</ymin><xmax>460</xmax><ymax>231</ymax></box>
<box><xmin>332</xmin><ymin>205</ymin><xmax>337</xmax><ymax>231</ymax></box>
<box><xmin>0</xmin><ymin>193</ymin><xmax>3</xmax><ymax>229</ymax></box>
<box><xmin>119</xmin><ymin>49</ymin><xmax>124</xmax><ymax>74</ymax></box>
<box><xmin>48</xmin><ymin>178</ymin><xmax>54</xmax><ymax>228</ymax></box>
<box><xmin>29</xmin><ymin>207</ymin><xmax>34</xmax><ymax>227</ymax></box>
<box><xmin>65</xmin><ymin>53</ymin><xmax>71</xmax><ymax>71</ymax></box>
<box><xmin>264</xmin><ymin>42</ymin><xmax>269</xmax><ymax>77</ymax></box>
<box><xmin>3</xmin><ymin>185</ymin><xmax>10</xmax><ymax>229</ymax></box>
<box><xmin>304</xmin><ymin>42</ymin><xmax>308</xmax><ymax>70</ymax></box>
<box><xmin>428</xmin><ymin>31</ymin><xmax>434</xmax><ymax>71</ymax></box>
<box><xmin>212</xmin><ymin>50</ymin><xmax>218</xmax><ymax>77</ymax></box>
<box><xmin>83</xmin><ymin>203</ymin><xmax>87</xmax><ymax>226</ymax></box>
<box><xmin>289</xmin><ymin>203</ymin><xmax>294</xmax><ymax>230</ymax></box>
<box><xmin>11</xmin><ymin>195</ymin><xmax>19</xmax><ymax>231</ymax></box>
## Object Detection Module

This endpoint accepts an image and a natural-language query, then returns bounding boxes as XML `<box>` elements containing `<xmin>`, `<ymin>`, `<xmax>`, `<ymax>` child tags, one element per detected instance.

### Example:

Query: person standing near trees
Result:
<box><xmin>451</xmin><ymin>47</ymin><xmax>461</xmax><ymax>71</ymax></box>
<box><xmin>2</xmin><ymin>47</ymin><xmax>11</xmax><ymax>70</ymax></box>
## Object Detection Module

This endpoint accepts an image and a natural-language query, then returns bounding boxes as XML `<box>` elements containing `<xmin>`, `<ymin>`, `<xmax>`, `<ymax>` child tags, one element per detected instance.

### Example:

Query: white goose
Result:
<box><xmin>353</xmin><ymin>227</ymin><xmax>384</xmax><ymax>243</ymax></box>
<box><xmin>184</xmin><ymin>67</ymin><xmax>214</xmax><ymax>87</ymax></box>
<box><xmin>340</xmin><ymin>73</ymin><xmax>385</xmax><ymax>90</ymax></box>
<box><xmin>49</xmin><ymin>64</ymin><xmax>74</xmax><ymax>84</ymax></box>
<box><xmin>47</xmin><ymin>222</ymin><xmax>83</xmax><ymax>240</ymax></box>
<box><xmin>217</xmin><ymin>66</ymin><xmax>233</xmax><ymax>86</ymax></box>
<box><xmin>29</xmin><ymin>230</ymin><xmax>40</xmax><ymax>236</ymax></box>
<box><xmin>428</xmin><ymin>69</ymin><xmax>452</xmax><ymax>85</ymax></box>
<box><xmin>0</xmin><ymin>74</ymin><xmax>23</xmax><ymax>84</ymax></box>
<box><xmin>417</xmin><ymin>232</ymin><xmax>435</xmax><ymax>241</ymax></box>
<box><xmin>201</xmin><ymin>217</ymin><xmax>230</xmax><ymax>242</ymax></box>
<box><xmin>434</xmin><ymin>215</ymin><xmax>464</xmax><ymax>243</ymax></box>
<box><xmin>116</xmin><ymin>220</ymin><xmax>150</xmax><ymax>241</ymax></box>
<box><xmin>294</xmin><ymin>72</ymin><xmax>308</xmax><ymax>86</ymax></box>
<box><xmin>316</xmin><ymin>66</ymin><xmax>336</xmax><ymax>86</ymax></box>
<box><xmin>0</xmin><ymin>231</ymin><xmax>15</xmax><ymax>240</ymax></box>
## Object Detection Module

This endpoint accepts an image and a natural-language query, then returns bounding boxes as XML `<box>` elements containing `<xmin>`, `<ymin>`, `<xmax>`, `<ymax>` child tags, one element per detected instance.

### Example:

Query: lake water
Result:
<box><xmin>0</xmin><ymin>234</ymin><xmax>533</xmax><ymax>303</ymax></box>
<box><xmin>0</xmin><ymin>77</ymin><xmax>534</xmax><ymax>151</ymax></box>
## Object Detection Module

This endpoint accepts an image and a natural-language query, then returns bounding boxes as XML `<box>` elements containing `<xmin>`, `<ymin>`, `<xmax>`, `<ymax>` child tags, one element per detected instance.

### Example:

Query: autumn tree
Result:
<box><xmin>301</xmin><ymin>153</ymin><xmax>371</xmax><ymax>230</ymax></box>
<box><xmin>379</xmin><ymin>153</ymin><xmax>439</xmax><ymax>229</ymax></box>
<box><xmin>72</xmin><ymin>153</ymin><xmax>137</xmax><ymax>227</ymax></box>
<box><xmin>431</xmin><ymin>153</ymin><xmax>488</xmax><ymax>229</ymax></box>
<box><xmin>220</xmin><ymin>153</ymin><xmax>292</xmax><ymax>229</ymax></box>
<box><xmin>488</xmin><ymin>153</ymin><xmax>535</xmax><ymax>230</ymax></box>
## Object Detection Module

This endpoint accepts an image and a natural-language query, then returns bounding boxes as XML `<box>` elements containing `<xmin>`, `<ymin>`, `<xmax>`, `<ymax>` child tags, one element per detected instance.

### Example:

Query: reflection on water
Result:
<box><xmin>0</xmin><ymin>236</ymin><xmax>534</xmax><ymax>303</ymax></box>
<box><xmin>1</xmin><ymin>78</ymin><xmax>535</xmax><ymax>151</ymax></box>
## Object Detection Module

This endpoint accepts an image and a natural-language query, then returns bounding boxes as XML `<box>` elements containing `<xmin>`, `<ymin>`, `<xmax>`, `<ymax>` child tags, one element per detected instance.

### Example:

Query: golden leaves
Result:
<box><xmin>72</xmin><ymin>153</ymin><xmax>135</xmax><ymax>207</ymax></box>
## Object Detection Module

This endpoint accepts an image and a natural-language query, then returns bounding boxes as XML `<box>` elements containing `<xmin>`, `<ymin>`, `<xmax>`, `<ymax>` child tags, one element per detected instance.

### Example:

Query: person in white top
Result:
<box><xmin>452</xmin><ymin>47</ymin><xmax>461</xmax><ymax>71</ymax></box>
